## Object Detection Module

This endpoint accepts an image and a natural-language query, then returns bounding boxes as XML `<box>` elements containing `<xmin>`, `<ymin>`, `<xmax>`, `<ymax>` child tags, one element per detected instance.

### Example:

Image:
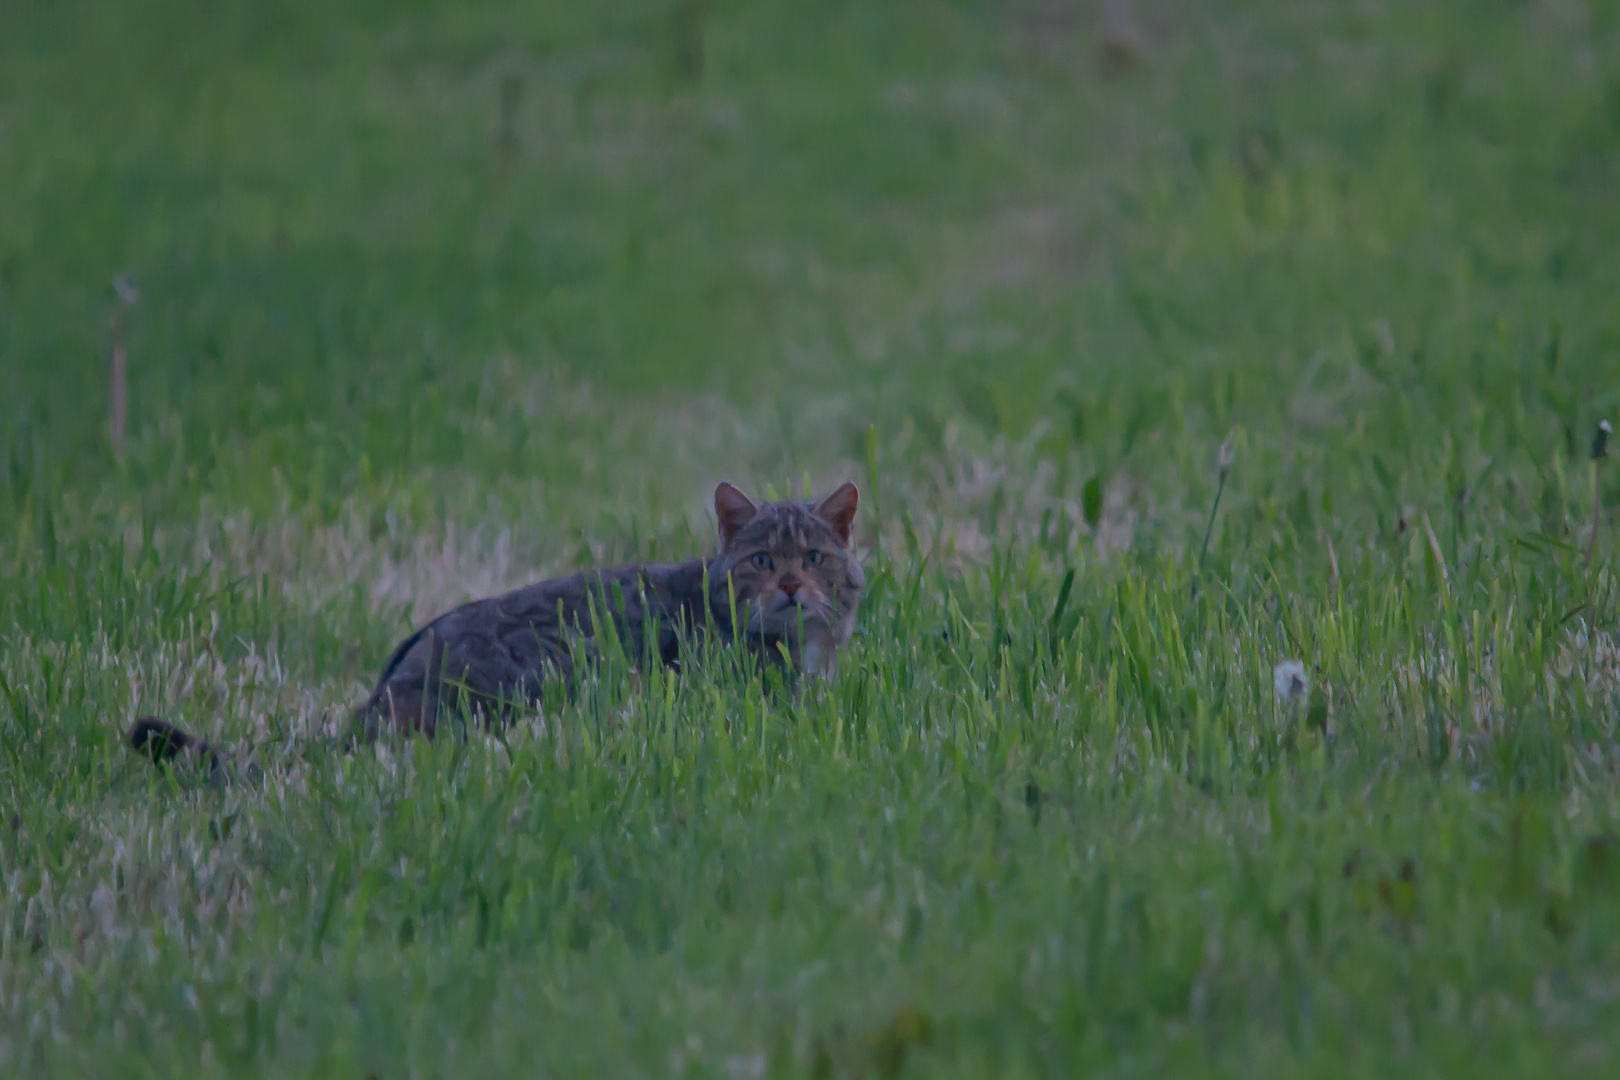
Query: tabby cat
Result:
<box><xmin>129</xmin><ymin>481</ymin><xmax>863</xmax><ymax>778</ymax></box>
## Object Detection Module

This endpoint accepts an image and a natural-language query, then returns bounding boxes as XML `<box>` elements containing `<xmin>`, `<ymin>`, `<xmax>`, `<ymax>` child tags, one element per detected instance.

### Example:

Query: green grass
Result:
<box><xmin>4</xmin><ymin>0</ymin><xmax>1620</xmax><ymax>1075</ymax></box>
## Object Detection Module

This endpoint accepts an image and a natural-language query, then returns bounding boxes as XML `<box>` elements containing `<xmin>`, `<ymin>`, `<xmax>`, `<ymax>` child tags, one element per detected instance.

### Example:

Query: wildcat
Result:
<box><xmin>129</xmin><ymin>481</ymin><xmax>863</xmax><ymax>779</ymax></box>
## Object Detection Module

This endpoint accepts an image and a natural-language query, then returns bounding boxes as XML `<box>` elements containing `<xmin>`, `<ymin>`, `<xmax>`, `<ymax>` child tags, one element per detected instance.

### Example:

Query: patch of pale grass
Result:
<box><xmin>97</xmin><ymin>364</ymin><xmax>1192</xmax><ymax>642</ymax></box>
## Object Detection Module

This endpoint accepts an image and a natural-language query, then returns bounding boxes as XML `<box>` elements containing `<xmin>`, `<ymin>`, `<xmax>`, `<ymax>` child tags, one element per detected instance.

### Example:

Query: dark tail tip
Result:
<box><xmin>128</xmin><ymin>716</ymin><xmax>194</xmax><ymax>765</ymax></box>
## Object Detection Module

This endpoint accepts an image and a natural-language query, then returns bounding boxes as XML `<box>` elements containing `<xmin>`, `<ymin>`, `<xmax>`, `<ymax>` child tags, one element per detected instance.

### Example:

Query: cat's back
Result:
<box><xmin>432</xmin><ymin>556</ymin><xmax>710</xmax><ymax>635</ymax></box>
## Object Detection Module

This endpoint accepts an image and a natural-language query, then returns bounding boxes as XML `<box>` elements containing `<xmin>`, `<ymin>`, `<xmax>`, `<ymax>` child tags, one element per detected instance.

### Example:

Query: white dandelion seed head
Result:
<box><xmin>1273</xmin><ymin>660</ymin><xmax>1308</xmax><ymax>703</ymax></box>
<box><xmin>114</xmin><ymin>274</ymin><xmax>139</xmax><ymax>305</ymax></box>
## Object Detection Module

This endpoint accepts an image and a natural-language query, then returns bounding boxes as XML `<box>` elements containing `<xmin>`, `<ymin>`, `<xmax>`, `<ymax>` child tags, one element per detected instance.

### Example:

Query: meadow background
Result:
<box><xmin>3</xmin><ymin>0</ymin><xmax>1620</xmax><ymax>1075</ymax></box>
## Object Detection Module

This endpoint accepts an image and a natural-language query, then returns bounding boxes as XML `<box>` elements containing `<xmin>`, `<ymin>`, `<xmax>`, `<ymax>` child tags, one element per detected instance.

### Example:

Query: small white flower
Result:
<box><xmin>1273</xmin><ymin>660</ymin><xmax>1308</xmax><ymax>703</ymax></box>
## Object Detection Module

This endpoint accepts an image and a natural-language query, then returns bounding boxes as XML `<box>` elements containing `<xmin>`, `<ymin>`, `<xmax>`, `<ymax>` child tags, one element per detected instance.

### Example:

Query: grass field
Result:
<box><xmin>4</xmin><ymin>0</ymin><xmax>1620</xmax><ymax>1075</ymax></box>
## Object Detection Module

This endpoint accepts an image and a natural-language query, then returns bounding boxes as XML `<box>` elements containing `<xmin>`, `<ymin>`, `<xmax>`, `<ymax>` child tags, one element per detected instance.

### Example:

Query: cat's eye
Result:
<box><xmin>804</xmin><ymin>550</ymin><xmax>823</xmax><ymax>566</ymax></box>
<box><xmin>751</xmin><ymin>552</ymin><xmax>774</xmax><ymax>571</ymax></box>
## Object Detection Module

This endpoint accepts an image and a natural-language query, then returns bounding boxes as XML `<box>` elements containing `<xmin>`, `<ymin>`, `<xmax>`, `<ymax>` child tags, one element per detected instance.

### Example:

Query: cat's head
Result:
<box><xmin>709</xmin><ymin>481</ymin><xmax>865</xmax><ymax>646</ymax></box>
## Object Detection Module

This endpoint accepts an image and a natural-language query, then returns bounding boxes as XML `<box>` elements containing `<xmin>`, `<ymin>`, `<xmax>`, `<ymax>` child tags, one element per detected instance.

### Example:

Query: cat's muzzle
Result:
<box><xmin>750</xmin><ymin>596</ymin><xmax>832</xmax><ymax>636</ymax></box>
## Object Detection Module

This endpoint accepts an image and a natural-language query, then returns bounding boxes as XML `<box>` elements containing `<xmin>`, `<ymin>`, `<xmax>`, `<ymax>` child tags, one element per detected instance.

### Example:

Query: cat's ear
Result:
<box><xmin>714</xmin><ymin>482</ymin><xmax>758</xmax><ymax>545</ymax></box>
<box><xmin>813</xmin><ymin>482</ymin><xmax>859</xmax><ymax>546</ymax></box>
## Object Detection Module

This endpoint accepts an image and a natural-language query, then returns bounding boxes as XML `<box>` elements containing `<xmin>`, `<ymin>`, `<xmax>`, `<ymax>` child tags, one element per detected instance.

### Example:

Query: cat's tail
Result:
<box><xmin>127</xmin><ymin>717</ymin><xmax>232</xmax><ymax>784</ymax></box>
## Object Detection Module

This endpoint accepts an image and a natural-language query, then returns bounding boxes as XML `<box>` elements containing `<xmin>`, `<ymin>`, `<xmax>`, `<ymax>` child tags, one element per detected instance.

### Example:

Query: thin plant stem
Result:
<box><xmin>1589</xmin><ymin>420</ymin><xmax>1611</xmax><ymax>565</ymax></box>
<box><xmin>1197</xmin><ymin>469</ymin><xmax>1229</xmax><ymax>578</ymax></box>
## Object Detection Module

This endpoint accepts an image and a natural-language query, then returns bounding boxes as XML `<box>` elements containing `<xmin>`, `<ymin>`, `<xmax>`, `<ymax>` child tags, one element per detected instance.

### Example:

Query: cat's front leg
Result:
<box><xmin>795</xmin><ymin>625</ymin><xmax>840</xmax><ymax>680</ymax></box>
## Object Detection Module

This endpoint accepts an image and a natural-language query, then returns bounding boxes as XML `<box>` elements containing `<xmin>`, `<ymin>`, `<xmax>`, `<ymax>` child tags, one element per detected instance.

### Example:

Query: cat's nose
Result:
<box><xmin>777</xmin><ymin>574</ymin><xmax>802</xmax><ymax>599</ymax></box>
